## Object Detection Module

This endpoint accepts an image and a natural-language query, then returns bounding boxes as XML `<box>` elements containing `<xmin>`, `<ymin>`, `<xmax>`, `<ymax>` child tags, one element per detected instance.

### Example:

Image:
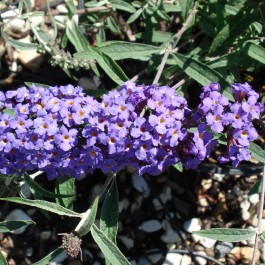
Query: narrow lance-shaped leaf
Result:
<box><xmin>55</xmin><ymin>175</ymin><xmax>75</xmax><ymax>210</ymax></box>
<box><xmin>75</xmin><ymin>196</ymin><xmax>99</xmax><ymax>237</ymax></box>
<box><xmin>87</xmin><ymin>46</ymin><xmax>128</xmax><ymax>85</ymax></box>
<box><xmin>173</xmin><ymin>53</ymin><xmax>233</xmax><ymax>101</ymax></box>
<box><xmin>91</xmin><ymin>224</ymin><xmax>131</xmax><ymax>265</ymax></box>
<box><xmin>110</xmin><ymin>0</ymin><xmax>136</xmax><ymax>13</ymax></box>
<box><xmin>33</xmin><ymin>247</ymin><xmax>65</xmax><ymax>265</ymax></box>
<box><xmin>249</xmin><ymin>142</ymin><xmax>265</xmax><ymax>164</ymax></box>
<box><xmin>0</xmin><ymin>197</ymin><xmax>82</xmax><ymax>218</ymax></box>
<box><xmin>1</xmin><ymin>27</ymin><xmax>38</xmax><ymax>51</ymax></box>
<box><xmin>0</xmin><ymin>220</ymin><xmax>35</xmax><ymax>233</ymax></box>
<box><xmin>208</xmin><ymin>24</ymin><xmax>230</xmax><ymax>55</ymax></box>
<box><xmin>193</xmin><ymin>228</ymin><xmax>256</xmax><ymax>242</ymax></box>
<box><xmin>66</xmin><ymin>18</ymin><xmax>88</xmax><ymax>52</ymax></box>
<box><xmin>96</xmin><ymin>41</ymin><xmax>161</xmax><ymax>61</ymax></box>
<box><xmin>23</xmin><ymin>173</ymin><xmax>74</xmax><ymax>199</ymax></box>
<box><xmin>100</xmin><ymin>177</ymin><xmax>119</xmax><ymax>244</ymax></box>
<box><xmin>243</xmin><ymin>42</ymin><xmax>265</xmax><ymax>65</ymax></box>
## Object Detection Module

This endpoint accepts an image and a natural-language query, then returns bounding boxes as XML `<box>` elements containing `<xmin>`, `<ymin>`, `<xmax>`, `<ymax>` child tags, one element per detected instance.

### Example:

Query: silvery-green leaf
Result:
<box><xmin>0</xmin><ymin>197</ymin><xmax>82</xmax><ymax>218</ymax></box>
<box><xmin>0</xmin><ymin>220</ymin><xmax>35</xmax><ymax>233</ymax></box>
<box><xmin>91</xmin><ymin>224</ymin><xmax>130</xmax><ymax>265</ymax></box>
<box><xmin>32</xmin><ymin>247</ymin><xmax>65</xmax><ymax>265</ymax></box>
<box><xmin>193</xmin><ymin>228</ymin><xmax>256</xmax><ymax>242</ymax></box>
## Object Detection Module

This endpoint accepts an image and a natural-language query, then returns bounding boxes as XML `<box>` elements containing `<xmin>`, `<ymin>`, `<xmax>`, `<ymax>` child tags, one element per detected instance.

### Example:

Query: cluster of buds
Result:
<box><xmin>0</xmin><ymin>81</ymin><xmax>263</xmax><ymax>179</ymax></box>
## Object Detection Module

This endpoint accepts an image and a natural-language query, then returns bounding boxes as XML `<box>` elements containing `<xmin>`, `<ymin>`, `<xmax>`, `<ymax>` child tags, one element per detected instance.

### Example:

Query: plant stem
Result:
<box><xmin>172</xmin><ymin>78</ymin><xmax>186</xmax><ymax>89</ymax></box>
<box><xmin>152</xmin><ymin>6</ymin><xmax>197</xmax><ymax>85</ymax></box>
<box><xmin>251</xmin><ymin>152</ymin><xmax>265</xmax><ymax>265</ymax></box>
<box><xmin>98</xmin><ymin>173</ymin><xmax>115</xmax><ymax>199</ymax></box>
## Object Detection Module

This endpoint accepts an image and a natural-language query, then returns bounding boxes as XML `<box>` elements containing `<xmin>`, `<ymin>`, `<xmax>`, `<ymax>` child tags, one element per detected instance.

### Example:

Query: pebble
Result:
<box><xmin>194</xmin><ymin>251</ymin><xmax>207</xmax><ymax>265</ymax></box>
<box><xmin>119</xmin><ymin>198</ymin><xmax>130</xmax><ymax>213</ymax></box>
<box><xmin>56</xmin><ymin>4</ymin><xmax>68</xmax><ymax>13</ymax></box>
<box><xmin>260</xmin><ymin>219</ymin><xmax>265</xmax><ymax>231</ymax></box>
<box><xmin>183</xmin><ymin>218</ymin><xmax>201</xmax><ymax>233</ymax></box>
<box><xmin>242</xmin><ymin>210</ymin><xmax>251</xmax><ymax>221</ymax></box>
<box><xmin>212</xmin><ymin>173</ymin><xmax>225</xmax><ymax>182</ymax></box>
<box><xmin>161</xmin><ymin>220</ymin><xmax>181</xmax><ymax>243</ymax></box>
<box><xmin>249</xmin><ymin>193</ymin><xmax>259</xmax><ymax>204</ymax></box>
<box><xmin>1</xmin><ymin>9</ymin><xmax>19</xmax><ymax>23</ymax></box>
<box><xmin>162</xmin><ymin>252</ymin><xmax>182</xmax><ymax>265</ymax></box>
<box><xmin>180</xmin><ymin>254</ymin><xmax>192</xmax><ymax>265</ymax></box>
<box><xmin>152</xmin><ymin>193</ymin><xmax>168</xmax><ymax>211</ymax></box>
<box><xmin>240</xmin><ymin>199</ymin><xmax>251</xmax><ymax>211</ymax></box>
<box><xmin>201</xmin><ymin>179</ymin><xmax>212</xmax><ymax>191</ymax></box>
<box><xmin>215</xmin><ymin>242</ymin><xmax>233</xmax><ymax>258</ymax></box>
<box><xmin>40</xmin><ymin>230</ymin><xmax>52</xmax><ymax>240</ymax></box>
<box><xmin>139</xmin><ymin>219</ymin><xmax>162</xmax><ymax>233</ymax></box>
<box><xmin>198</xmin><ymin>237</ymin><xmax>216</xmax><ymax>248</ymax></box>
<box><xmin>5</xmin><ymin>209</ymin><xmax>32</xmax><ymax>234</ymax></box>
<box><xmin>146</xmin><ymin>249</ymin><xmax>163</xmax><ymax>264</ymax></box>
<box><xmin>131</xmin><ymin>173</ymin><xmax>149</xmax><ymax>195</ymax></box>
<box><xmin>118</xmin><ymin>236</ymin><xmax>134</xmax><ymax>249</ymax></box>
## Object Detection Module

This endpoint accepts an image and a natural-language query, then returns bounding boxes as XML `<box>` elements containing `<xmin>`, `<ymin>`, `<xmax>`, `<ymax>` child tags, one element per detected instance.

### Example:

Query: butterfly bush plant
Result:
<box><xmin>0</xmin><ymin>0</ymin><xmax>265</xmax><ymax>264</ymax></box>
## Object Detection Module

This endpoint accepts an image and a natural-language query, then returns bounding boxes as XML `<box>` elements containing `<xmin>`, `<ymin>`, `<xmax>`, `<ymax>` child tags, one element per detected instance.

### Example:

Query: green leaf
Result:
<box><xmin>66</xmin><ymin>19</ymin><xmax>88</xmax><ymax>52</ymax></box>
<box><xmin>0</xmin><ymin>251</ymin><xmax>7</xmax><ymax>265</ymax></box>
<box><xmin>243</xmin><ymin>42</ymin><xmax>265</xmax><ymax>65</ymax></box>
<box><xmin>193</xmin><ymin>228</ymin><xmax>256</xmax><ymax>242</ymax></box>
<box><xmin>209</xmin><ymin>24</ymin><xmax>230</xmax><ymax>54</ymax></box>
<box><xmin>96</xmin><ymin>41</ymin><xmax>161</xmax><ymax>60</ymax></box>
<box><xmin>110</xmin><ymin>0</ymin><xmax>136</xmax><ymax>13</ymax></box>
<box><xmin>249</xmin><ymin>143</ymin><xmax>265</xmax><ymax>164</ymax></box>
<box><xmin>180</xmin><ymin>0</ymin><xmax>194</xmax><ymax>21</ymax></box>
<box><xmin>75</xmin><ymin>196</ymin><xmax>99</xmax><ymax>237</ymax></box>
<box><xmin>173</xmin><ymin>53</ymin><xmax>233</xmax><ymax>100</ymax></box>
<box><xmin>24</xmin><ymin>82</ymin><xmax>50</xmax><ymax>88</ymax></box>
<box><xmin>229</xmin><ymin>10</ymin><xmax>257</xmax><ymax>40</ymax></box>
<box><xmin>1</xmin><ymin>27</ymin><xmax>37</xmax><ymax>50</ymax></box>
<box><xmin>248</xmin><ymin>178</ymin><xmax>262</xmax><ymax>196</ymax></box>
<box><xmin>91</xmin><ymin>224</ymin><xmax>130</xmax><ymax>265</ymax></box>
<box><xmin>127</xmin><ymin>8</ymin><xmax>143</xmax><ymax>24</ymax></box>
<box><xmin>100</xmin><ymin>178</ymin><xmax>119</xmax><ymax>244</ymax></box>
<box><xmin>173</xmin><ymin>162</ymin><xmax>183</xmax><ymax>172</ymax></box>
<box><xmin>0</xmin><ymin>220</ymin><xmax>35</xmax><ymax>233</ymax></box>
<box><xmin>85</xmin><ymin>47</ymin><xmax>128</xmax><ymax>85</ymax></box>
<box><xmin>65</xmin><ymin>0</ymin><xmax>76</xmax><ymax>17</ymax></box>
<box><xmin>84</xmin><ymin>89</ymin><xmax>108</xmax><ymax>97</ymax></box>
<box><xmin>162</xmin><ymin>3</ymin><xmax>181</xmax><ymax>13</ymax></box>
<box><xmin>107</xmin><ymin>16</ymin><xmax>120</xmax><ymax>33</ymax></box>
<box><xmin>2</xmin><ymin>109</ymin><xmax>16</xmax><ymax>116</ymax></box>
<box><xmin>23</xmin><ymin>173</ymin><xmax>74</xmax><ymax>199</ymax></box>
<box><xmin>207</xmin><ymin>52</ymin><xmax>242</xmax><ymax>68</ymax></box>
<box><xmin>96</xmin><ymin>28</ymin><xmax>106</xmax><ymax>44</ymax></box>
<box><xmin>33</xmin><ymin>247</ymin><xmax>65</xmax><ymax>265</ymax></box>
<box><xmin>55</xmin><ymin>176</ymin><xmax>75</xmax><ymax>210</ymax></box>
<box><xmin>0</xmin><ymin>197</ymin><xmax>82</xmax><ymax>218</ymax></box>
<box><xmin>135</xmin><ymin>31</ymin><xmax>172</xmax><ymax>43</ymax></box>
<box><xmin>23</xmin><ymin>0</ymin><xmax>32</xmax><ymax>11</ymax></box>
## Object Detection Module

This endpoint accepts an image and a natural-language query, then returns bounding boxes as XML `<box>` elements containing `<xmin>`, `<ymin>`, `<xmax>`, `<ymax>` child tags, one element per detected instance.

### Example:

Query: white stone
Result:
<box><xmin>180</xmin><ymin>255</ymin><xmax>192</xmax><ymax>265</ymax></box>
<box><xmin>162</xmin><ymin>252</ymin><xmax>182</xmax><ymax>265</ymax></box>
<box><xmin>118</xmin><ymin>236</ymin><xmax>134</xmax><ymax>249</ymax></box>
<box><xmin>119</xmin><ymin>198</ymin><xmax>130</xmax><ymax>213</ymax></box>
<box><xmin>40</xmin><ymin>231</ymin><xmax>52</xmax><ymax>240</ymax></box>
<box><xmin>240</xmin><ymin>199</ymin><xmax>251</xmax><ymax>211</ymax></box>
<box><xmin>249</xmin><ymin>193</ymin><xmax>259</xmax><ymax>204</ymax></box>
<box><xmin>194</xmin><ymin>251</ymin><xmax>207</xmax><ymax>265</ymax></box>
<box><xmin>242</xmin><ymin>211</ymin><xmax>251</xmax><ymax>221</ymax></box>
<box><xmin>5</xmin><ymin>209</ymin><xmax>32</xmax><ymax>234</ymax></box>
<box><xmin>54</xmin><ymin>16</ymin><xmax>67</xmax><ymax>29</ymax></box>
<box><xmin>161</xmin><ymin>220</ymin><xmax>181</xmax><ymax>243</ymax></box>
<box><xmin>212</xmin><ymin>173</ymin><xmax>225</xmax><ymax>182</ymax></box>
<box><xmin>139</xmin><ymin>219</ymin><xmax>162</xmax><ymax>233</ymax></box>
<box><xmin>183</xmin><ymin>218</ymin><xmax>201</xmax><ymax>233</ymax></box>
<box><xmin>56</xmin><ymin>4</ymin><xmax>68</xmax><ymax>13</ymax></box>
<box><xmin>152</xmin><ymin>193</ymin><xmax>168</xmax><ymax>210</ymax></box>
<box><xmin>199</xmin><ymin>237</ymin><xmax>216</xmax><ymax>248</ymax></box>
<box><xmin>1</xmin><ymin>9</ymin><xmax>19</xmax><ymax>23</ymax></box>
<box><xmin>137</xmin><ymin>257</ymin><xmax>151</xmax><ymax>265</ymax></box>
<box><xmin>191</xmin><ymin>233</ymin><xmax>201</xmax><ymax>243</ymax></box>
<box><xmin>29</xmin><ymin>15</ymin><xmax>44</xmax><ymax>27</ymax></box>
<box><xmin>146</xmin><ymin>249</ymin><xmax>162</xmax><ymax>264</ymax></box>
<box><xmin>131</xmin><ymin>173</ymin><xmax>149</xmax><ymax>193</ymax></box>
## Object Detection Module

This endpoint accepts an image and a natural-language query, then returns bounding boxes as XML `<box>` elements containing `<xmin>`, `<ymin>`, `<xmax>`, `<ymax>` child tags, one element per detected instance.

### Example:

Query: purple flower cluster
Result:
<box><xmin>0</xmin><ymin>81</ymin><xmax>263</xmax><ymax>179</ymax></box>
<box><xmin>197</xmin><ymin>82</ymin><xmax>264</xmax><ymax>167</ymax></box>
